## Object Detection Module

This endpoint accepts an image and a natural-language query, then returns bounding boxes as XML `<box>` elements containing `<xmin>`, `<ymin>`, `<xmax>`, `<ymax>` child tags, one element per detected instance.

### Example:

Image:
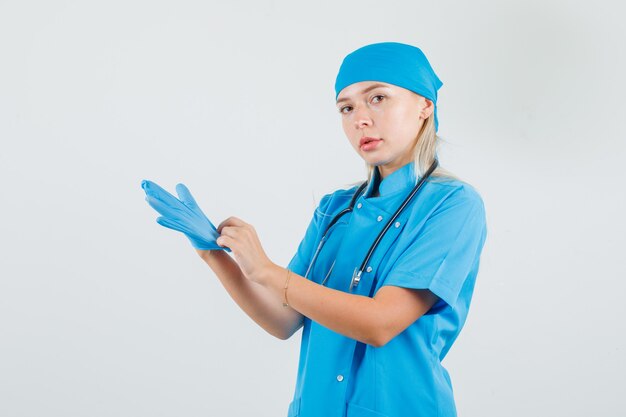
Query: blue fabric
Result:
<box><xmin>141</xmin><ymin>179</ymin><xmax>230</xmax><ymax>252</ymax></box>
<box><xmin>334</xmin><ymin>42</ymin><xmax>444</xmax><ymax>132</ymax></box>
<box><xmin>285</xmin><ymin>163</ymin><xmax>487</xmax><ymax>417</ymax></box>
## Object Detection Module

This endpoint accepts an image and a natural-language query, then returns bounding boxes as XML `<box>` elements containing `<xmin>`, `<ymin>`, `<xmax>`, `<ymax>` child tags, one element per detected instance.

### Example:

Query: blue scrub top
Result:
<box><xmin>286</xmin><ymin>161</ymin><xmax>488</xmax><ymax>417</ymax></box>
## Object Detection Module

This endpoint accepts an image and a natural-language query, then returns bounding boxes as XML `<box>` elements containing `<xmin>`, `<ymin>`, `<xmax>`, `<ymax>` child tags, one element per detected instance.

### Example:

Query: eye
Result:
<box><xmin>338</xmin><ymin>95</ymin><xmax>385</xmax><ymax>114</ymax></box>
<box><xmin>339</xmin><ymin>105</ymin><xmax>352</xmax><ymax>114</ymax></box>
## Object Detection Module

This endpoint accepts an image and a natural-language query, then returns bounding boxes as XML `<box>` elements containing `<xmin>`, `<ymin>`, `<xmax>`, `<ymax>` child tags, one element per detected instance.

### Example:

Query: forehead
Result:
<box><xmin>336</xmin><ymin>81</ymin><xmax>397</xmax><ymax>103</ymax></box>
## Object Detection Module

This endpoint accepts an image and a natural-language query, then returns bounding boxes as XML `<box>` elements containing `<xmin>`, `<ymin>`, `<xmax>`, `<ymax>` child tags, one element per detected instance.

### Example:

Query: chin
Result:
<box><xmin>362</xmin><ymin>155</ymin><xmax>390</xmax><ymax>166</ymax></box>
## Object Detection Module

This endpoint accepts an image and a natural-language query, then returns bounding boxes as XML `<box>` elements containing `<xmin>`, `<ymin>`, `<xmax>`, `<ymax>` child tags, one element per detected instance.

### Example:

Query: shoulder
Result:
<box><xmin>428</xmin><ymin>177</ymin><xmax>484</xmax><ymax>206</ymax></box>
<box><xmin>412</xmin><ymin>177</ymin><xmax>486</xmax><ymax>223</ymax></box>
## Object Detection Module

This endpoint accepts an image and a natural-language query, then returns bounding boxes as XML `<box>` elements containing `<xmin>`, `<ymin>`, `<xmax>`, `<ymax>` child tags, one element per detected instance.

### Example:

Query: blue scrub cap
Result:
<box><xmin>334</xmin><ymin>42</ymin><xmax>443</xmax><ymax>132</ymax></box>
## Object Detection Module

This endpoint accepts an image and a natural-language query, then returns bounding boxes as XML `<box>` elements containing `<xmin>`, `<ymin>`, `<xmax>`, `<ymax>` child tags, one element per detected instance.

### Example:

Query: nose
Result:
<box><xmin>352</xmin><ymin>105</ymin><xmax>373</xmax><ymax>129</ymax></box>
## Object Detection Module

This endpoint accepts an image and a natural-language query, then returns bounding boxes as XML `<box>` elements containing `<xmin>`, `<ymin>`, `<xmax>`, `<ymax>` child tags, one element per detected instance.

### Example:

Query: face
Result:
<box><xmin>336</xmin><ymin>81</ymin><xmax>434</xmax><ymax>179</ymax></box>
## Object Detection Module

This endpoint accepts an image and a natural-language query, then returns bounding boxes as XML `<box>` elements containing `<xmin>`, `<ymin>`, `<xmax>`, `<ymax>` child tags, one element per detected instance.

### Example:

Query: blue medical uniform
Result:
<box><xmin>286</xmin><ymin>161</ymin><xmax>488</xmax><ymax>417</ymax></box>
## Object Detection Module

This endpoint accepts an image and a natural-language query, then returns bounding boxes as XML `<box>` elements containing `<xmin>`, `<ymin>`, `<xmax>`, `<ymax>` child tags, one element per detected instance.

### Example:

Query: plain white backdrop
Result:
<box><xmin>1</xmin><ymin>1</ymin><xmax>624</xmax><ymax>416</ymax></box>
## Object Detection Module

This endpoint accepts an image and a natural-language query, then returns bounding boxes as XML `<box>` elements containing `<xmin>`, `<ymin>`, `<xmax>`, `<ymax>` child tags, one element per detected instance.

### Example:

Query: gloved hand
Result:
<box><xmin>141</xmin><ymin>179</ymin><xmax>230</xmax><ymax>252</ymax></box>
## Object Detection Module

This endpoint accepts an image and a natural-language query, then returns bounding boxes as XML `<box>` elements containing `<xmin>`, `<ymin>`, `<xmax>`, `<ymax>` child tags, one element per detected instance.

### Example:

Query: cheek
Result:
<box><xmin>341</xmin><ymin>120</ymin><xmax>351</xmax><ymax>136</ymax></box>
<box><xmin>395</xmin><ymin>108</ymin><xmax>422</xmax><ymax>131</ymax></box>
<box><xmin>387</xmin><ymin>114</ymin><xmax>421</xmax><ymax>144</ymax></box>
<box><xmin>341</xmin><ymin>118</ymin><xmax>356</xmax><ymax>133</ymax></box>
<box><xmin>341</xmin><ymin>121</ymin><xmax>357</xmax><ymax>145</ymax></box>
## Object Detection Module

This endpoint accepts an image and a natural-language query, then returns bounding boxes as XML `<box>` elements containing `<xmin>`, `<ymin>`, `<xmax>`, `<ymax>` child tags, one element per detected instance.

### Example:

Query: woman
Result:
<box><xmin>142</xmin><ymin>41</ymin><xmax>487</xmax><ymax>417</ymax></box>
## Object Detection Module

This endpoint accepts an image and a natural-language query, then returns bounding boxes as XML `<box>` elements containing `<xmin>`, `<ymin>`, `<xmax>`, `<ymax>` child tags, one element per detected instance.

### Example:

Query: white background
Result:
<box><xmin>1</xmin><ymin>1</ymin><xmax>624</xmax><ymax>416</ymax></box>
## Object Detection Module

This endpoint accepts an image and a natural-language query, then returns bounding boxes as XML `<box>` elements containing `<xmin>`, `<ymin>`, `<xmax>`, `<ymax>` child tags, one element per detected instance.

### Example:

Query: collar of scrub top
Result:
<box><xmin>363</xmin><ymin>161</ymin><xmax>419</xmax><ymax>199</ymax></box>
<box><xmin>350</xmin><ymin>159</ymin><xmax>437</xmax><ymax>292</ymax></box>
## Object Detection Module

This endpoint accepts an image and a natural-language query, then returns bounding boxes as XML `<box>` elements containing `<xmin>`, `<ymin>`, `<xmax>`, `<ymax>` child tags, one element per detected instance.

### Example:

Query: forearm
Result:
<box><xmin>260</xmin><ymin>263</ymin><xmax>382</xmax><ymax>346</ymax></box>
<box><xmin>199</xmin><ymin>250</ymin><xmax>303</xmax><ymax>339</ymax></box>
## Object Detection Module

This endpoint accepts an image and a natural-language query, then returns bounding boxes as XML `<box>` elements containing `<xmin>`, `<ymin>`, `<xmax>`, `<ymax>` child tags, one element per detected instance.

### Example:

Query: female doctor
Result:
<box><xmin>142</xmin><ymin>41</ymin><xmax>487</xmax><ymax>417</ymax></box>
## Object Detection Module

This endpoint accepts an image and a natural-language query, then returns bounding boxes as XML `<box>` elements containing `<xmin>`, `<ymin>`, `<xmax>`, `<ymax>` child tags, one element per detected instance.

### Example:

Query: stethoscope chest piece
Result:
<box><xmin>349</xmin><ymin>267</ymin><xmax>362</xmax><ymax>292</ymax></box>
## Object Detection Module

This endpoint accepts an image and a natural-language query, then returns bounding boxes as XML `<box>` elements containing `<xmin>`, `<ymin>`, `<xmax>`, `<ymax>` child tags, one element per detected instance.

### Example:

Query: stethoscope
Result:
<box><xmin>303</xmin><ymin>158</ymin><xmax>439</xmax><ymax>292</ymax></box>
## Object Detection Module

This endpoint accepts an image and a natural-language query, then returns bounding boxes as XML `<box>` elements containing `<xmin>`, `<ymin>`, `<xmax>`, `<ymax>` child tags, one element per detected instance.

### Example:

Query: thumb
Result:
<box><xmin>176</xmin><ymin>183</ymin><xmax>217</xmax><ymax>230</ymax></box>
<box><xmin>175</xmin><ymin>183</ymin><xmax>199</xmax><ymax>210</ymax></box>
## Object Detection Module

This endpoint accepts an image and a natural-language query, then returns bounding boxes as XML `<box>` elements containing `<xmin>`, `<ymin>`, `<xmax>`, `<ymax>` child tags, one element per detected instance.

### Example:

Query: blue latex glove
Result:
<box><xmin>141</xmin><ymin>179</ymin><xmax>230</xmax><ymax>252</ymax></box>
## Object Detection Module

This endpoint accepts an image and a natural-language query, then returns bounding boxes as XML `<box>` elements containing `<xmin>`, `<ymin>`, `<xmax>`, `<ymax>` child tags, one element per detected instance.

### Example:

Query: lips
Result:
<box><xmin>360</xmin><ymin>137</ymin><xmax>381</xmax><ymax>146</ymax></box>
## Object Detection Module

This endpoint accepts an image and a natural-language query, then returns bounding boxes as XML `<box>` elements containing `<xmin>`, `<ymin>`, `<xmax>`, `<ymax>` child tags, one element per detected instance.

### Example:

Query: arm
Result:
<box><xmin>215</xmin><ymin>216</ymin><xmax>439</xmax><ymax>346</ymax></box>
<box><xmin>257</xmin><ymin>262</ymin><xmax>439</xmax><ymax>347</ymax></box>
<box><xmin>197</xmin><ymin>249</ymin><xmax>304</xmax><ymax>340</ymax></box>
<box><xmin>211</xmin><ymin>187</ymin><xmax>486</xmax><ymax>347</ymax></box>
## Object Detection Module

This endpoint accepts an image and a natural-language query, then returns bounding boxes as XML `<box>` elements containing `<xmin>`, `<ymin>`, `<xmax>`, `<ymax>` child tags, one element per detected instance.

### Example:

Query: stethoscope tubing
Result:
<box><xmin>304</xmin><ymin>159</ymin><xmax>439</xmax><ymax>291</ymax></box>
<box><xmin>302</xmin><ymin>181</ymin><xmax>368</xmax><ymax>280</ymax></box>
<box><xmin>352</xmin><ymin>158</ymin><xmax>438</xmax><ymax>288</ymax></box>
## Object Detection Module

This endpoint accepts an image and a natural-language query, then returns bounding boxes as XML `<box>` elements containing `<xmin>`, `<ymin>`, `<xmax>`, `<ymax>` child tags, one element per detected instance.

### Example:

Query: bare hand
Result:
<box><xmin>215</xmin><ymin>216</ymin><xmax>274</xmax><ymax>283</ymax></box>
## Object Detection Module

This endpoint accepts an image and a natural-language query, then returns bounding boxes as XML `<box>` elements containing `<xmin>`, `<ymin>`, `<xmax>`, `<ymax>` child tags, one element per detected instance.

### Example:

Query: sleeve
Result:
<box><xmin>286</xmin><ymin>193</ymin><xmax>334</xmax><ymax>278</ymax></box>
<box><xmin>383</xmin><ymin>186</ymin><xmax>488</xmax><ymax>309</ymax></box>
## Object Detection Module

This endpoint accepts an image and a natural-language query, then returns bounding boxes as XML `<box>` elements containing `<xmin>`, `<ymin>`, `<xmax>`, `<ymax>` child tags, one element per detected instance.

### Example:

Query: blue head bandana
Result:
<box><xmin>334</xmin><ymin>42</ymin><xmax>443</xmax><ymax>132</ymax></box>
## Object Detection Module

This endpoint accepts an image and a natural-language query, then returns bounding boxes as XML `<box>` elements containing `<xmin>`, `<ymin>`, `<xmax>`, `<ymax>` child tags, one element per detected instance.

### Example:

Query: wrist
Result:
<box><xmin>197</xmin><ymin>248</ymin><xmax>223</xmax><ymax>264</ymax></box>
<box><xmin>255</xmin><ymin>261</ymin><xmax>282</xmax><ymax>288</ymax></box>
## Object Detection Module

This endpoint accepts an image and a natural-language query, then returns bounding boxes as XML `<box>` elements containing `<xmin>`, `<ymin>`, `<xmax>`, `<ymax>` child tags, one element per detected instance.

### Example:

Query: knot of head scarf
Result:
<box><xmin>334</xmin><ymin>42</ymin><xmax>443</xmax><ymax>132</ymax></box>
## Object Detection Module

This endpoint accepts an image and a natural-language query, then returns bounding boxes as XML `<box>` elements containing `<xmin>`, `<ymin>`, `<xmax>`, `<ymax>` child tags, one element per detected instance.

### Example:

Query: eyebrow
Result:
<box><xmin>336</xmin><ymin>83</ymin><xmax>391</xmax><ymax>105</ymax></box>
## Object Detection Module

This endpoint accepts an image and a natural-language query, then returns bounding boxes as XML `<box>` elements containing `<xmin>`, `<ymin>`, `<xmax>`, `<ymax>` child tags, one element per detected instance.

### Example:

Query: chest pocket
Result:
<box><xmin>346</xmin><ymin>402</ymin><xmax>389</xmax><ymax>417</ymax></box>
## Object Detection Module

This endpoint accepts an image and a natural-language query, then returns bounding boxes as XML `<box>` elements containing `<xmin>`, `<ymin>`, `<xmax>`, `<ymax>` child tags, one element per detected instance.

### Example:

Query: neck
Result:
<box><xmin>378</xmin><ymin>160</ymin><xmax>409</xmax><ymax>180</ymax></box>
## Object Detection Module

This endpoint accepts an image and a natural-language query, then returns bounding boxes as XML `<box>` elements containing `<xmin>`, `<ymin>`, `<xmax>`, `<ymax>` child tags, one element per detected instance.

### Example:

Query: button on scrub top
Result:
<box><xmin>286</xmin><ymin>161</ymin><xmax>488</xmax><ymax>417</ymax></box>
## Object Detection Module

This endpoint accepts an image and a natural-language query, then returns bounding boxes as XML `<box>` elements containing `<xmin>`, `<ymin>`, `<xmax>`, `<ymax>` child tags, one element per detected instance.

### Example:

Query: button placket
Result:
<box><xmin>362</xmin><ymin>210</ymin><xmax>410</xmax><ymax>296</ymax></box>
<box><xmin>328</xmin><ymin>207</ymin><xmax>380</xmax><ymax>291</ymax></box>
<box><xmin>345</xmin><ymin>200</ymin><xmax>406</xmax><ymax>295</ymax></box>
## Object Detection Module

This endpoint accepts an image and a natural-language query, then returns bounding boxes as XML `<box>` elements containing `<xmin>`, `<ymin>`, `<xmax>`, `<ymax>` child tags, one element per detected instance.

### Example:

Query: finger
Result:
<box><xmin>157</xmin><ymin>216</ymin><xmax>221</xmax><ymax>249</ymax></box>
<box><xmin>175</xmin><ymin>183</ymin><xmax>199</xmax><ymax>210</ymax></box>
<box><xmin>216</xmin><ymin>235</ymin><xmax>233</xmax><ymax>251</ymax></box>
<box><xmin>142</xmin><ymin>180</ymin><xmax>185</xmax><ymax>209</ymax></box>
<box><xmin>145</xmin><ymin>195</ymin><xmax>184</xmax><ymax>217</ymax></box>
<box><xmin>217</xmin><ymin>225</ymin><xmax>241</xmax><ymax>239</ymax></box>
<box><xmin>217</xmin><ymin>216</ymin><xmax>246</xmax><ymax>233</ymax></box>
<box><xmin>158</xmin><ymin>217</ymin><xmax>212</xmax><ymax>250</ymax></box>
<box><xmin>176</xmin><ymin>183</ymin><xmax>217</xmax><ymax>230</ymax></box>
<box><xmin>156</xmin><ymin>216</ymin><xmax>197</xmax><ymax>237</ymax></box>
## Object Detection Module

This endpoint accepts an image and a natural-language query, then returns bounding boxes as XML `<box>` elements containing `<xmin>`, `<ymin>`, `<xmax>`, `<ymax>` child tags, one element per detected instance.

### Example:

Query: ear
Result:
<box><xmin>420</xmin><ymin>98</ymin><xmax>435</xmax><ymax>119</ymax></box>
